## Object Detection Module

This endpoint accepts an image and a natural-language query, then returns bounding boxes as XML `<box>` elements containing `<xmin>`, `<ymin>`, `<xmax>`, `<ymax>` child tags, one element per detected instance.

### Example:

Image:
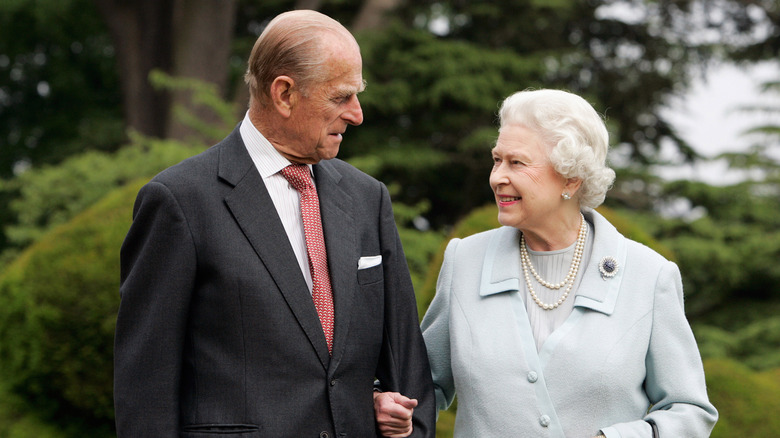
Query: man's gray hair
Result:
<box><xmin>244</xmin><ymin>10</ymin><xmax>357</xmax><ymax>106</ymax></box>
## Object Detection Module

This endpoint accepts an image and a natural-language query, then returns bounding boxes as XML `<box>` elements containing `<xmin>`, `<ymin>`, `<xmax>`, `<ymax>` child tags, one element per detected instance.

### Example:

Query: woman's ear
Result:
<box><xmin>565</xmin><ymin>177</ymin><xmax>583</xmax><ymax>196</ymax></box>
<box><xmin>269</xmin><ymin>76</ymin><xmax>296</xmax><ymax>118</ymax></box>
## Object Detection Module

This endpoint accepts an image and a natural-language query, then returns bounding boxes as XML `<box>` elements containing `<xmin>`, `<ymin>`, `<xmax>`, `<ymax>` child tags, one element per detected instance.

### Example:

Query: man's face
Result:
<box><xmin>282</xmin><ymin>39</ymin><xmax>365</xmax><ymax>164</ymax></box>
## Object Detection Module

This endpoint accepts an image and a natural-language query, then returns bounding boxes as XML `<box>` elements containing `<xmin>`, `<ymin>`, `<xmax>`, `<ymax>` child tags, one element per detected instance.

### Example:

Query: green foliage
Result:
<box><xmin>0</xmin><ymin>180</ymin><xmax>145</xmax><ymax>436</ymax></box>
<box><xmin>0</xmin><ymin>0</ymin><xmax>124</xmax><ymax>178</ymax></box>
<box><xmin>705</xmin><ymin>358</ymin><xmax>780</xmax><ymax>437</ymax></box>
<box><xmin>398</xmin><ymin>225</ymin><xmax>445</xmax><ymax>305</ymax></box>
<box><xmin>0</xmin><ymin>384</ymin><xmax>66</xmax><ymax>438</ymax></box>
<box><xmin>435</xmin><ymin>409</ymin><xmax>456</xmax><ymax>438</ymax></box>
<box><xmin>0</xmin><ymin>1</ymin><xmax>777</xmax><ymax>435</ymax></box>
<box><xmin>597</xmin><ymin>206</ymin><xmax>675</xmax><ymax>261</ymax></box>
<box><xmin>348</xmin><ymin>24</ymin><xmax>543</xmax><ymax>226</ymax></box>
<box><xmin>391</xmin><ymin>196</ymin><xmax>446</xmax><ymax>295</ymax></box>
<box><xmin>654</xmin><ymin>177</ymin><xmax>780</xmax><ymax>317</ymax></box>
<box><xmin>149</xmin><ymin>70</ymin><xmax>239</xmax><ymax>144</ymax></box>
<box><xmin>696</xmin><ymin>316</ymin><xmax>780</xmax><ymax>371</ymax></box>
<box><xmin>0</xmin><ymin>136</ymin><xmax>201</xmax><ymax>263</ymax></box>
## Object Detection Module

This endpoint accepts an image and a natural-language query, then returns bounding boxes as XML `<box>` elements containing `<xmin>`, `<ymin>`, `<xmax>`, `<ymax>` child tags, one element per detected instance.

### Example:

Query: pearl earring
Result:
<box><xmin>562</xmin><ymin>192</ymin><xmax>571</xmax><ymax>200</ymax></box>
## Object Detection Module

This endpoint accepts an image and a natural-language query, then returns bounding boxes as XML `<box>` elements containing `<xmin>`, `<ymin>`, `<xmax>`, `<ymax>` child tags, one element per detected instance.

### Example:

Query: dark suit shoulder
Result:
<box><xmin>324</xmin><ymin>158</ymin><xmax>379</xmax><ymax>181</ymax></box>
<box><xmin>152</xmin><ymin>146</ymin><xmax>218</xmax><ymax>184</ymax></box>
<box><xmin>318</xmin><ymin>158</ymin><xmax>384</xmax><ymax>194</ymax></box>
<box><xmin>150</xmin><ymin>127</ymin><xmax>245</xmax><ymax>191</ymax></box>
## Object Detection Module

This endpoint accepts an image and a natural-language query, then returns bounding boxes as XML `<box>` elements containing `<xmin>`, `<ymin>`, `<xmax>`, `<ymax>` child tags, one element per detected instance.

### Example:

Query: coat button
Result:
<box><xmin>320</xmin><ymin>432</ymin><xmax>329</xmax><ymax>438</ymax></box>
<box><xmin>330</xmin><ymin>379</ymin><xmax>337</xmax><ymax>386</ymax></box>
<box><xmin>527</xmin><ymin>371</ymin><xmax>538</xmax><ymax>383</ymax></box>
<box><xmin>539</xmin><ymin>415</ymin><xmax>551</xmax><ymax>427</ymax></box>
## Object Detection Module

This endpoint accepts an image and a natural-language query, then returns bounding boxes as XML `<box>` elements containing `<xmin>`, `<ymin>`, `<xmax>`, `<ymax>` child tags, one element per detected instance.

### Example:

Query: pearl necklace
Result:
<box><xmin>520</xmin><ymin>213</ymin><xmax>587</xmax><ymax>310</ymax></box>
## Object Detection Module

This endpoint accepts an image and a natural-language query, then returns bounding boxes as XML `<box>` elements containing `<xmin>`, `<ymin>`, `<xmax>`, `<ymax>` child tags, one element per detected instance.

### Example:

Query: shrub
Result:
<box><xmin>1</xmin><ymin>136</ymin><xmax>200</xmax><ymax>259</ymax></box>
<box><xmin>696</xmin><ymin>317</ymin><xmax>780</xmax><ymax>370</ymax></box>
<box><xmin>0</xmin><ymin>179</ymin><xmax>146</xmax><ymax>436</ymax></box>
<box><xmin>706</xmin><ymin>358</ymin><xmax>780</xmax><ymax>437</ymax></box>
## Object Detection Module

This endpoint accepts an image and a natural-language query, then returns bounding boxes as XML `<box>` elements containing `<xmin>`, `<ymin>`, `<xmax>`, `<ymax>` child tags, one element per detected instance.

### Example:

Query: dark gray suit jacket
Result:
<box><xmin>114</xmin><ymin>126</ymin><xmax>435</xmax><ymax>437</ymax></box>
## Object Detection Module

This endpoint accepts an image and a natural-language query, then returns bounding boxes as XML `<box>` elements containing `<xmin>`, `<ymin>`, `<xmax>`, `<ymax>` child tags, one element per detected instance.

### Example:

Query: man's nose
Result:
<box><xmin>343</xmin><ymin>95</ymin><xmax>363</xmax><ymax>126</ymax></box>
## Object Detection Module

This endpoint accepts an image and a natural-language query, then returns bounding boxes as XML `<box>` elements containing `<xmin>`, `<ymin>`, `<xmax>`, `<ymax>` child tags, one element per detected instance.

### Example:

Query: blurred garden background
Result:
<box><xmin>0</xmin><ymin>0</ymin><xmax>778</xmax><ymax>436</ymax></box>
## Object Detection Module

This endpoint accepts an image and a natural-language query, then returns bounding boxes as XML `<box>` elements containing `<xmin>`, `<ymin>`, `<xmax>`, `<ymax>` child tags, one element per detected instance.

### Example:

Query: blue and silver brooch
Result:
<box><xmin>598</xmin><ymin>256</ymin><xmax>619</xmax><ymax>279</ymax></box>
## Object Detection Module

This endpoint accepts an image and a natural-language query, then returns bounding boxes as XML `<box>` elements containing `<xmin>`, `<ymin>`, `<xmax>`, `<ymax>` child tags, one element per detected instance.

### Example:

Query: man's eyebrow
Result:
<box><xmin>334</xmin><ymin>81</ymin><xmax>365</xmax><ymax>98</ymax></box>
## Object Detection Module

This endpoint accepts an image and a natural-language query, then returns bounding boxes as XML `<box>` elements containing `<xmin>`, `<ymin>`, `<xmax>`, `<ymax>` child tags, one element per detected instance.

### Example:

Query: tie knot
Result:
<box><xmin>280</xmin><ymin>164</ymin><xmax>314</xmax><ymax>192</ymax></box>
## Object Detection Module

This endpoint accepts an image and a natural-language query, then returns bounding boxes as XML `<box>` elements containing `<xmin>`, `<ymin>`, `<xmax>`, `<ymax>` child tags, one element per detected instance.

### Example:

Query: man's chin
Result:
<box><xmin>317</xmin><ymin>145</ymin><xmax>341</xmax><ymax>161</ymax></box>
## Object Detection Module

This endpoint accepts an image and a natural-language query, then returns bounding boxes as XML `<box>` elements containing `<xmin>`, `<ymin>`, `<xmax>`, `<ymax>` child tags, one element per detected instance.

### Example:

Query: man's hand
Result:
<box><xmin>373</xmin><ymin>391</ymin><xmax>418</xmax><ymax>437</ymax></box>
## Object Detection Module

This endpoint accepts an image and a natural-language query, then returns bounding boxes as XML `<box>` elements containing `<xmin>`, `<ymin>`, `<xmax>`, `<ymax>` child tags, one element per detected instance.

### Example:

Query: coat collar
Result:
<box><xmin>478</xmin><ymin>208</ymin><xmax>627</xmax><ymax>315</ymax></box>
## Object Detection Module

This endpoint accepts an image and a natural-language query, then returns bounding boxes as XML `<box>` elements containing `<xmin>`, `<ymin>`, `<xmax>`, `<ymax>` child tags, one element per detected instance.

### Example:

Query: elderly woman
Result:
<box><xmin>377</xmin><ymin>89</ymin><xmax>718</xmax><ymax>438</ymax></box>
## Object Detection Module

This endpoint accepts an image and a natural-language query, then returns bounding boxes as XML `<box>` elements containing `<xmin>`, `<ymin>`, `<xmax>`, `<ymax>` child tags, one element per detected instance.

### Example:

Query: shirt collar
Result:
<box><xmin>239</xmin><ymin>111</ymin><xmax>313</xmax><ymax>179</ymax></box>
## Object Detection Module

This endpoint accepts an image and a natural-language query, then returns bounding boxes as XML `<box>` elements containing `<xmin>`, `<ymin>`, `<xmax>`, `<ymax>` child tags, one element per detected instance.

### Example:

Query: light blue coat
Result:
<box><xmin>422</xmin><ymin>209</ymin><xmax>717</xmax><ymax>438</ymax></box>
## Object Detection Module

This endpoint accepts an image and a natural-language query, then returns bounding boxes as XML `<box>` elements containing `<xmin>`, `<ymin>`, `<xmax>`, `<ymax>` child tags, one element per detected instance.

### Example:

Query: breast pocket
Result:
<box><xmin>357</xmin><ymin>264</ymin><xmax>383</xmax><ymax>285</ymax></box>
<box><xmin>180</xmin><ymin>424</ymin><xmax>260</xmax><ymax>437</ymax></box>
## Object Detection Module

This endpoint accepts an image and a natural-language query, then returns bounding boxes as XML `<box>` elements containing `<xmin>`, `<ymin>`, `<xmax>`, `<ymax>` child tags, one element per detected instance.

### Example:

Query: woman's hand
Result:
<box><xmin>373</xmin><ymin>391</ymin><xmax>418</xmax><ymax>437</ymax></box>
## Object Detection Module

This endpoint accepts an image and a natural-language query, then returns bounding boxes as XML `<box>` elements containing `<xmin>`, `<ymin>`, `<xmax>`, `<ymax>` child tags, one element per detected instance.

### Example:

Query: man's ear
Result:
<box><xmin>269</xmin><ymin>76</ymin><xmax>296</xmax><ymax>118</ymax></box>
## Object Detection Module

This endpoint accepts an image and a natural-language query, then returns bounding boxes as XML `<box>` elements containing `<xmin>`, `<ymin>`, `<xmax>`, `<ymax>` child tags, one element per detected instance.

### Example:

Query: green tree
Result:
<box><xmin>343</xmin><ymin>0</ymin><xmax>779</xmax><ymax>226</ymax></box>
<box><xmin>0</xmin><ymin>71</ymin><xmax>235</xmax><ymax>266</ymax></box>
<box><xmin>0</xmin><ymin>0</ymin><xmax>124</xmax><ymax>179</ymax></box>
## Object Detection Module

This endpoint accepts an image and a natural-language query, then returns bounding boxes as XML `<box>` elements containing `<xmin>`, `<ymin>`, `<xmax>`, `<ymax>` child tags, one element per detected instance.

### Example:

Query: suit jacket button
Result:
<box><xmin>330</xmin><ymin>379</ymin><xmax>337</xmax><ymax>386</ymax></box>
<box><xmin>320</xmin><ymin>432</ymin><xmax>329</xmax><ymax>438</ymax></box>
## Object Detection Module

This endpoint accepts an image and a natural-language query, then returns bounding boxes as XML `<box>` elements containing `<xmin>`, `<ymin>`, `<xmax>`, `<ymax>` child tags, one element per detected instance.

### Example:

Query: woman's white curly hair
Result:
<box><xmin>498</xmin><ymin>89</ymin><xmax>616</xmax><ymax>209</ymax></box>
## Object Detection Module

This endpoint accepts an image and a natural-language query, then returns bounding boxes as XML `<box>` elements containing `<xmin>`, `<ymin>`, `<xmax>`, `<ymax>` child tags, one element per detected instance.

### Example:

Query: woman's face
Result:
<box><xmin>489</xmin><ymin>124</ymin><xmax>568</xmax><ymax>232</ymax></box>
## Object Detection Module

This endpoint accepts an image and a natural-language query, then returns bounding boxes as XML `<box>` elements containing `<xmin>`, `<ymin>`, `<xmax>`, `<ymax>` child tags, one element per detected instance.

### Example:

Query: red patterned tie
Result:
<box><xmin>280</xmin><ymin>164</ymin><xmax>335</xmax><ymax>354</ymax></box>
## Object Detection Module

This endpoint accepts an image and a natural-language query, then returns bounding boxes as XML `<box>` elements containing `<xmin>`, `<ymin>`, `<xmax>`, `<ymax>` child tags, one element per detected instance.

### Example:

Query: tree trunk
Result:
<box><xmin>95</xmin><ymin>0</ymin><xmax>174</xmax><ymax>138</ymax></box>
<box><xmin>166</xmin><ymin>0</ymin><xmax>238</xmax><ymax>141</ymax></box>
<box><xmin>95</xmin><ymin>0</ymin><xmax>236</xmax><ymax>142</ymax></box>
<box><xmin>351</xmin><ymin>0</ymin><xmax>402</xmax><ymax>32</ymax></box>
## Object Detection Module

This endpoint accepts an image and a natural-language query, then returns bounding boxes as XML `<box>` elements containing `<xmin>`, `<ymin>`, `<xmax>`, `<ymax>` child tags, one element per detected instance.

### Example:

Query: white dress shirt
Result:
<box><xmin>239</xmin><ymin>112</ymin><xmax>313</xmax><ymax>293</ymax></box>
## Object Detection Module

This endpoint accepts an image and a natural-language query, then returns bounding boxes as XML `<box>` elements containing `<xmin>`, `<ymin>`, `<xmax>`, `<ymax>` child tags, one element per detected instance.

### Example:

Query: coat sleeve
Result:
<box><xmin>601</xmin><ymin>261</ymin><xmax>718</xmax><ymax>438</ymax></box>
<box><xmin>114</xmin><ymin>181</ymin><xmax>196</xmax><ymax>437</ymax></box>
<box><xmin>373</xmin><ymin>182</ymin><xmax>437</xmax><ymax>438</ymax></box>
<box><xmin>420</xmin><ymin>238</ymin><xmax>460</xmax><ymax>413</ymax></box>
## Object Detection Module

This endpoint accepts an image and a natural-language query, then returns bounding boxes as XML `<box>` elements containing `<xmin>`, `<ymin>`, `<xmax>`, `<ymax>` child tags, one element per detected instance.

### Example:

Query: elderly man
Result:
<box><xmin>114</xmin><ymin>10</ymin><xmax>434</xmax><ymax>438</ymax></box>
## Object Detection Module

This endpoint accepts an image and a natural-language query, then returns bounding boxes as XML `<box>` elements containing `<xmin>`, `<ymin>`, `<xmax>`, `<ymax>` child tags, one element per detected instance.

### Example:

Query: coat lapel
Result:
<box><xmin>478</xmin><ymin>226</ymin><xmax>522</xmax><ymax>297</ymax></box>
<box><xmin>572</xmin><ymin>209</ymin><xmax>627</xmax><ymax>315</ymax></box>
<box><xmin>218</xmin><ymin>131</ymin><xmax>331</xmax><ymax>368</ymax></box>
<box><xmin>313</xmin><ymin>161</ymin><xmax>357</xmax><ymax>367</ymax></box>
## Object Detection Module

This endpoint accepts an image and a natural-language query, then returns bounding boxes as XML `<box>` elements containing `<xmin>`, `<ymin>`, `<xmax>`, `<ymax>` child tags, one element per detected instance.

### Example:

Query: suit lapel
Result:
<box><xmin>314</xmin><ymin>161</ymin><xmax>357</xmax><ymax>367</ymax></box>
<box><xmin>218</xmin><ymin>131</ymin><xmax>331</xmax><ymax>368</ymax></box>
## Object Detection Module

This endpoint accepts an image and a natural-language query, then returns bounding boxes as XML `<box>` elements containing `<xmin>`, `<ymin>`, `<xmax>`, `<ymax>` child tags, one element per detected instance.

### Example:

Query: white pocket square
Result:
<box><xmin>358</xmin><ymin>255</ymin><xmax>382</xmax><ymax>269</ymax></box>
